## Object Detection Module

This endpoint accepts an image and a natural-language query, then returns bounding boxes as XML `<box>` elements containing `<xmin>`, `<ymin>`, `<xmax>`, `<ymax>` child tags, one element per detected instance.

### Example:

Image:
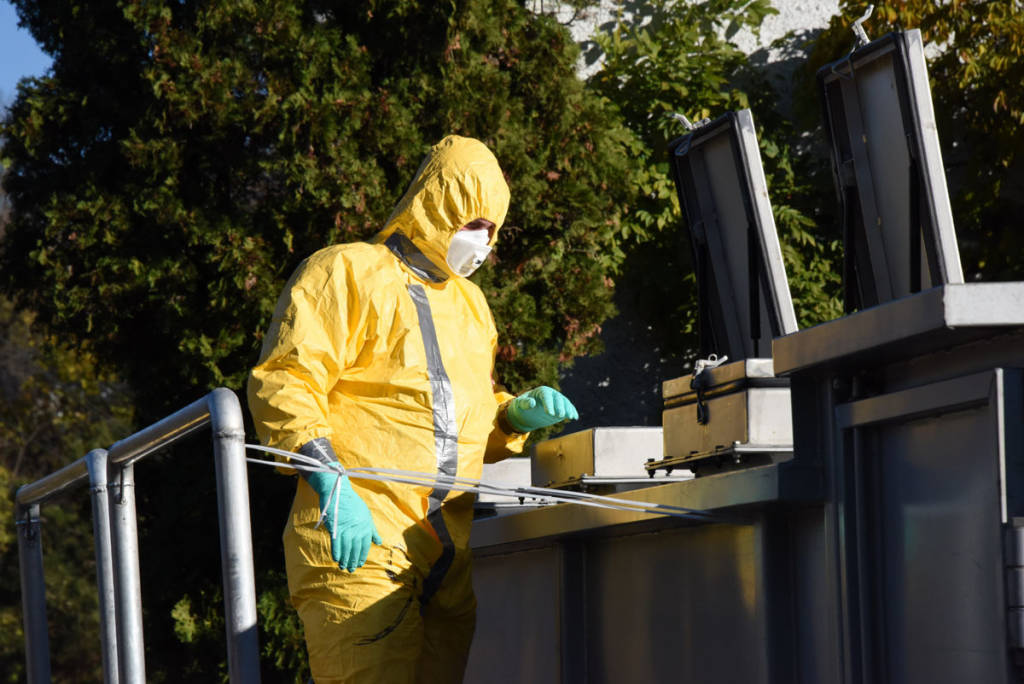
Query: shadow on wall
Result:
<box><xmin>558</xmin><ymin>241</ymin><xmax>694</xmax><ymax>431</ymax></box>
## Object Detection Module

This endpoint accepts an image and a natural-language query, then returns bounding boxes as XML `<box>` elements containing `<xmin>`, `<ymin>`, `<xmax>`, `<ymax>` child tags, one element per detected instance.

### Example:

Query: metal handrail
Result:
<box><xmin>15</xmin><ymin>394</ymin><xmax>211</xmax><ymax>508</ymax></box>
<box><xmin>15</xmin><ymin>387</ymin><xmax>260</xmax><ymax>684</ymax></box>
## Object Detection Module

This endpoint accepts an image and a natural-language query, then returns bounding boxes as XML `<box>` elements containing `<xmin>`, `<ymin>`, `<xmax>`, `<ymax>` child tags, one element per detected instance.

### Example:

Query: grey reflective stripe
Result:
<box><xmin>421</xmin><ymin>502</ymin><xmax>456</xmax><ymax>608</ymax></box>
<box><xmin>385</xmin><ymin>232</ymin><xmax>448</xmax><ymax>284</ymax></box>
<box><xmin>406</xmin><ymin>284</ymin><xmax>459</xmax><ymax>490</ymax></box>
<box><xmin>406</xmin><ymin>283</ymin><xmax>459</xmax><ymax>606</ymax></box>
<box><xmin>296</xmin><ymin>438</ymin><xmax>339</xmax><ymax>484</ymax></box>
<box><xmin>297</xmin><ymin>437</ymin><xmax>337</xmax><ymax>466</ymax></box>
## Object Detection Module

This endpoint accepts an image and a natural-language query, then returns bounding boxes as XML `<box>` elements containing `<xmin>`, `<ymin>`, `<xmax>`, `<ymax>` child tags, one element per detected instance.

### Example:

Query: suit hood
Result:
<box><xmin>376</xmin><ymin>135</ymin><xmax>509</xmax><ymax>282</ymax></box>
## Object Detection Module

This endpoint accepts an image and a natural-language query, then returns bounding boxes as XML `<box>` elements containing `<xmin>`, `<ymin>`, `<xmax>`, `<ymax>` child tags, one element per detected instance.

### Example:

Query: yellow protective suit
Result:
<box><xmin>248</xmin><ymin>135</ymin><xmax>528</xmax><ymax>684</ymax></box>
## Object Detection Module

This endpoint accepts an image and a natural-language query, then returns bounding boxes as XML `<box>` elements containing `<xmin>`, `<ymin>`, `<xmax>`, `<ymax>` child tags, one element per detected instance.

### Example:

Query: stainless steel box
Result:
<box><xmin>530</xmin><ymin>427</ymin><xmax>674</xmax><ymax>489</ymax></box>
<box><xmin>478</xmin><ymin>457</ymin><xmax>531</xmax><ymax>504</ymax></box>
<box><xmin>661</xmin><ymin>358</ymin><xmax>792</xmax><ymax>469</ymax></box>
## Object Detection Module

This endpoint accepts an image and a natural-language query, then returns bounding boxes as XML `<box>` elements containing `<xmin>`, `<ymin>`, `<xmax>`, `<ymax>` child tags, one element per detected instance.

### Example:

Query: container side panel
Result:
<box><xmin>585</xmin><ymin>524</ymin><xmax>767</xmax><ymax>683</ymax></box>
<box><xmin>869</xmin><ymin>405</ymin><xmax>1008</xmax><ymax>683</ymax></box>
<box><xmin>467</xmin><ymin>547</ymin><xmax>562</xmax><ymax>684</ymax></box>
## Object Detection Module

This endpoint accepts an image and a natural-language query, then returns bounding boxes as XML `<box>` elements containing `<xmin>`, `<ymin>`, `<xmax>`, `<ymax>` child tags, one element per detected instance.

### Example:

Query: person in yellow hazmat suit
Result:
<box><xmin>248</xmin><ymin>135</ymin><xmax>579</xmax><ymax>683</ymax></box>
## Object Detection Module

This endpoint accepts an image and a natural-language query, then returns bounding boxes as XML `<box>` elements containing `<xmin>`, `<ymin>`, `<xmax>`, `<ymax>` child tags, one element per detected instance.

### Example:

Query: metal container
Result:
<box><xmin>530</xmin><ymin>427</ymin><xmax>682</xmax><ymax>489</ymax></box>
<box><xmin>658</xmin><ymin>358</ymin><xmax>792</xmax><ymax>474</ymax></box>
<box><xmin>477</xmin><ymin>457</ymin><xmax>531</xmax><ymax>504</ymax></box>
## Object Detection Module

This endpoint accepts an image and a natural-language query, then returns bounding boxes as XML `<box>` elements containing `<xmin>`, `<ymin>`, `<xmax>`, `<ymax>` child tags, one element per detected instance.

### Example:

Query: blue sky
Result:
<box><xmin>0</xmin><ymin>0</ymin><xmax>52</xmax><ymax>108</ymax></box>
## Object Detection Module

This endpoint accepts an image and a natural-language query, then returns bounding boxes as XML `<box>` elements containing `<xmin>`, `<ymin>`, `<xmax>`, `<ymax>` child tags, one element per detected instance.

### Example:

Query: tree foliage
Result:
<box><xmin>0</xmin><ymin>296</ymin><xmax>134</xmax><ymax>683</ymax></box>
<box><xmin>803</xmin><ymin>0</ymin><xmax>1024</xmax><ymax>280</ymax></box>
<box><xmin>584</xmin><ymin>0</ymin><xmax>842</xmax><ymax>352</ymax></box>
<box><xmin>1</xmin><ymin>0</ymin><xmax>642</xmax><ymax>415</ymax></box>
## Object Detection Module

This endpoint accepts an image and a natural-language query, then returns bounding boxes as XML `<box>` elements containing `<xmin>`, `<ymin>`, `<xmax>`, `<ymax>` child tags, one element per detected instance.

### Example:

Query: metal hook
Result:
<box><xmin>852</xmin><ymin>4</ymin><xmax>874</xmax><ymax>48</ymax></box>
<box><xmin>670</xmin><ymin>112</ymin><xmax>712</xmax><ymax>132</ymax></box>
<box><xmin>671</xmin><ymin>112</ymin><xmax>696</xmax><ymax>131</ymax></box>
<box><xmin>830</xmin><ymin>4</ymin><xmax>875</xmax><ymax>82</ymax></box>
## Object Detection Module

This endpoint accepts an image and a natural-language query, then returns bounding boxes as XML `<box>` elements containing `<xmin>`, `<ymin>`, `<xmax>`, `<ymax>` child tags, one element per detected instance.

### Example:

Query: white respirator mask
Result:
<box><xmin>446</xmin><ymin>229</ymin><xmax>492</xmax><ymax>277</ymax></box>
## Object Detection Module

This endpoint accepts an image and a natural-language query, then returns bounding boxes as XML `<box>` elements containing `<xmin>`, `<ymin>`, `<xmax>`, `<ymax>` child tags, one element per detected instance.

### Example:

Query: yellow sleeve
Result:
<box><xmin>483</xmin><ymin>322</ymin><xmax>529</xmax><ymax>464</ymax></box>
<box><xmin>247</xmin><ymin>252</ymin><xmax>349</xmax><ymax>457</ymax></box>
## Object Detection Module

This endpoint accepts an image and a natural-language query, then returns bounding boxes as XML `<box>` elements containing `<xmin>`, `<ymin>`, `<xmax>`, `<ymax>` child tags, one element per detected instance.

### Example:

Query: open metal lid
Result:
<box><xmin>818</xmin><ymin>29</ymin><xmax>963</xmax><ymax>312</ymax></box>
<box><xmin>667</xmin><ymin>109</ymin><xmax>798</xmax><ymax>362</ymax></box>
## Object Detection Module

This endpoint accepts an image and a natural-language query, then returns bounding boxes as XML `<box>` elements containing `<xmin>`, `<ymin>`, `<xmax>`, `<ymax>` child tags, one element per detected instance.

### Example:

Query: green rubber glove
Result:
<box><xmin>305</xmin><ymin>468</ymin><xmax>382</xmax><ymax>573</ymax></box>
<box><xmin>505</xmin><ymin>386</ymin><xmax>579</xmax><ymax>433</ymax></box>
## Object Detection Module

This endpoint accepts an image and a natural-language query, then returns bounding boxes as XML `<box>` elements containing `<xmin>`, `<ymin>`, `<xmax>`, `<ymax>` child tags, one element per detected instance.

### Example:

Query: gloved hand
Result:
<box><xmin>505</xmin><ymin>386</ymin><xmax>579</xmax><ymax>433</ymax></box>
<box><xmin>305</xmin><ymin>469</ymin><xmax>382</xmax><ymax>572</ymax></box>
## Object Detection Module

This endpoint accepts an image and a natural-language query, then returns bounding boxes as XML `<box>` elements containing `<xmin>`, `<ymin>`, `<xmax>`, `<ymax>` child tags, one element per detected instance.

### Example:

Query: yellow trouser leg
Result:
<box><xmin>294</xmin><ymin>543</ymin><xmax>423</xmax><ymax>684</ymax></box>
<box><xmin>285</xmin><ymin>491</ymin><xmax>478</xmax><ymax>684</ymax></box>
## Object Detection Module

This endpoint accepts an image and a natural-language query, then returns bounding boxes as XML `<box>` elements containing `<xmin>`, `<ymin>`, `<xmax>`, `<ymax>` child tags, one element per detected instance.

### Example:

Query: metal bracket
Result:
<box><xmin>16</xmin><ymin>506</ymin><xmax>40</xmax><ymax>542</ymax></box>
<box><xmin>645</xmin><ymin>443</ymin><xmax>794</xmax><ymax>476</ymax></box>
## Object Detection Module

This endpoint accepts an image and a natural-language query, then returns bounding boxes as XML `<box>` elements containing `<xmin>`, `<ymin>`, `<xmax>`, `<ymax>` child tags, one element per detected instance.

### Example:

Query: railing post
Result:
<box><xmin>17</xmin><ymin>502</ymin><xmax>51</xmax><ymax>684</ymax></box>
<box><xmin>109</xmin><ymin>463</ymin><xmax>145</xmax><ymax>684</ymax></box>
<box><xmin>86</xmin><ymin>449</ymin><xmax>120</xmax><ymax>684</ymax></box>
<box><xmin>208</xmin><ymin>388</ymin><xmax>261</xmax><ymax>683</ymax></box>
<box><xmin>16</xmin><ymin>388</ymin><xmax>260</xmax><ymax>681</ymax></box>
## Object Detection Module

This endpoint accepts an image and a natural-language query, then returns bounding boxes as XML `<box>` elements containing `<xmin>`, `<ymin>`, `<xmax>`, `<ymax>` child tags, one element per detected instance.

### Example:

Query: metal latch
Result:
<box><xmin>690</xmin><ymin>354</ymin><xmax>729</xmax><ymax>425</ymax></box>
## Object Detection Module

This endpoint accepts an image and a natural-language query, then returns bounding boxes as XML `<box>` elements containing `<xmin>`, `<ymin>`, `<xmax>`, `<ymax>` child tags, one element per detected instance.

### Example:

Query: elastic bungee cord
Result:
<box><xmin>244</xmin><ymin>444</ymin><xmax>719</xmax><ymax>523</ymax></box>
